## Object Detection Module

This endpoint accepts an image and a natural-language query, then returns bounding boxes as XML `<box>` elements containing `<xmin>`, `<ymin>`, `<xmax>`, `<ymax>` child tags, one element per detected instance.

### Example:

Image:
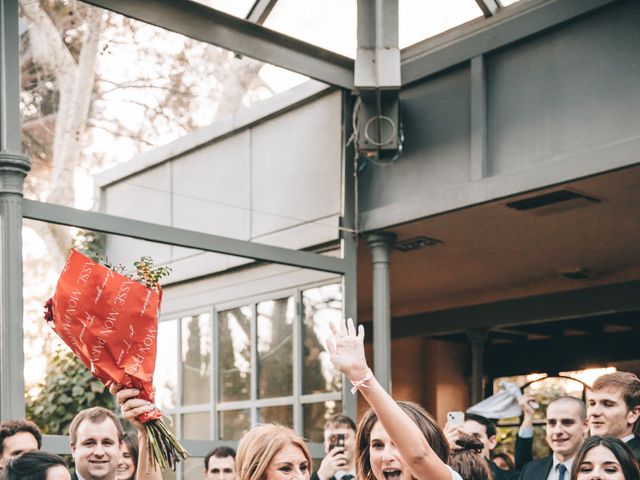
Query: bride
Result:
<box><xmin>326</xmin><ymin>318</ymin><xmax>464</xmax><ymax>480</ymax></box>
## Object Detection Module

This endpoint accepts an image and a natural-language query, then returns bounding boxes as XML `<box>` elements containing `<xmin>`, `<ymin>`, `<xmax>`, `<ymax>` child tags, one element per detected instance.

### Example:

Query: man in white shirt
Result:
<box><xmin>588</xmin><ymin>371</ymin><xmax>640</xmax><ymax>460</ymax></box>
<box><xmin>517</xmin><ymin>397</ymin><xmax>588</xmax><ymax>480</ymax></box>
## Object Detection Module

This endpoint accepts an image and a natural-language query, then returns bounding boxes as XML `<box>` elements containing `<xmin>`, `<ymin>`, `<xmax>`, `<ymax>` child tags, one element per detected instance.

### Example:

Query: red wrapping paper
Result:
<box><xmin>47</xmin><ymin>249</ymin><xmax>162</xmax><ymax>422</ymax></box>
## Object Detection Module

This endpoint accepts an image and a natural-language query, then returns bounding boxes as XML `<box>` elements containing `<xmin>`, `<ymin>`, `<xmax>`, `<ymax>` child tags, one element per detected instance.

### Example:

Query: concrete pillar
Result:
<box><xmin>467</xmin><ymin>328</ymin><xmax>488</xmax><ymax>405</ymax></box>
<box><xmin>366</xmin><ymin>232</ymin><xmax>396</xmax><ymax>392</ymax></box>
<box><xmin>0</xmin><ymin>0</ymin><xmax>31</xmax><ymax>421</ymax></box>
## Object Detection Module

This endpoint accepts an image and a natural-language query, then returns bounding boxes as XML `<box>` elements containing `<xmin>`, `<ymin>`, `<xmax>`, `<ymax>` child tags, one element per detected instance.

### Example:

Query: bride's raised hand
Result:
<box><xmin>326</xmin><ymin>318</ymin><xmax>369</xmax><ymax>381</ymax></box>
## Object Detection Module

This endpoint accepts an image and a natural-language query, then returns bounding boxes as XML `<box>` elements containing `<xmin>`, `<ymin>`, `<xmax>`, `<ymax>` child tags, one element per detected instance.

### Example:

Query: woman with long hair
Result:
<box><xmin>5</xmin><ymin>450</ymin><xmax>70</xmax><ymax>480</ymax></box>
<box><xmin>117</xmin><ymin>432</ymin><xmax>139</xmax><ymax>480</ymax></box>
<box><xmin>327</xmin><ymin>318</ymin><xmax>461</xmax><ymax>480</ymax></box>
<box><xmin>236</xmin><ymin>424</ymin><xmax>312</xmax><ymax>480</ymax></box>
<box><xmin>571</xmin><ymin>436</ymin><xmax>640</xmax><ymax>480</ymax></box>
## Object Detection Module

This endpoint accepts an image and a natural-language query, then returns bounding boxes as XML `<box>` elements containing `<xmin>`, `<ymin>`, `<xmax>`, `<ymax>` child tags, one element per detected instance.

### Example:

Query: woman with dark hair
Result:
<box><xmin>327</xmin><ymin>318</ymin><xmax>461</xmax><ymax>480</ymax></box>
<box><xmin>5</xmin><ymin>450</ymin><xmax>70</xmax><ymax>480</ymax></box>
<box><xmin>117</xmin><ymin>432</ymin><xmax>139</xmax><ymax>480</ymax></box>
<box><xmin>450</xmin><ymin>434</ymin><xmax>493</xmax><ymax>480</ymax></box>
<box><xmin>572</xmin><ymin>436</ymin><xmax>640</xmax><ymax>480</ymax></box>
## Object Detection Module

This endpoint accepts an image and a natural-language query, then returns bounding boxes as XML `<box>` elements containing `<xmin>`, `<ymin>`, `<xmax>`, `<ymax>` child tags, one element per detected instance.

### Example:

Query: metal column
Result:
<box><xmin>467</xmin><ymin>329</ymin><xmax>488</xmax><ymax>405</ymax></box>
<box><xmin>0</xmin><ymin>0</ymin><xmax>31</xmax><ymax>421</ymax></box>
<box><xmin>341</xmin><ymin>92</ymin><xmax>358</xmax><ymax>420</ymax></box>
<box><xmin>366</xmin><ymin>232</ymin><xmax>396</xmax><ymax>393</ymax></box>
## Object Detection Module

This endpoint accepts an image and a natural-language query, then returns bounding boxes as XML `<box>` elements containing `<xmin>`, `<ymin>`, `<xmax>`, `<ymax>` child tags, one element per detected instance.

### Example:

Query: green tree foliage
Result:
<box><xmin>26</xmin><ymin>348</ymin><xmax>115</xmax><ymax>435</ymax></box>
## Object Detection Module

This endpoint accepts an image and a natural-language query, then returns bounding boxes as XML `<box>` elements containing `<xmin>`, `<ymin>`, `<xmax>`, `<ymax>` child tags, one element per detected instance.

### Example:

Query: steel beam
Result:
<box><xmin>82</xmin><ymin>0</ymin><xmax>354</xmax><ymax>89</ymax></box>
<box><xmin>22</xmin><ymin>200</ymin><xmax>347</xmax><ymax>275</ymax></box>
<box><xmin>0</xmin><ymin>0</ymin><xmax>30</xmax><ymax>422</ymax></box>
<box><xmin>382</xmin><ymin>280</ymin><xmax>640</xmax><ymax>339</ymax></box>
<box><xmin>401</xmin><ymin>0</ymin><xmax>618</xmax><ymax>86</ymax></box>
<box><xmin>475</xmin><ymin>0</ymin><xmax>500</xmax><ymax>17</ymax></box>
<box><xmin>470</xmin><ymin>55</ymin><xmax>488</xmax><ymax>180</ymax></box>
<box><xmin>355</xmin><ymin>0</ymin><xmax>401</xmax><ymax>89</ymax></box>
<box><xmin>246</xmin><ymin>0</ymin><xmax>278</xmax><ymax>24</ymax></box>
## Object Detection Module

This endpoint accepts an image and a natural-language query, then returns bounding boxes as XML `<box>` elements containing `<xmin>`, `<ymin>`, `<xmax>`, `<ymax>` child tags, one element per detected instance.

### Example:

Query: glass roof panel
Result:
<box><xmin>191</xmin><ymin>0</ymin><xmax>255</xmax><ymax>18</ymax></box>
<box><xmin>399</xmin><ymin>0</ymin><xmax>483</xmax><ymax>49</ymax></box>
<box><xmin>264</xmin><ymin>0</ymin><xmax>357</xmax><ymax>58</ymax></box>
<box><xmin>20</xmin><ymin>1</ymin><xmax>311</xmax><ymax>211</ymax></box>
<box><xmin>499</xmin><ymin>0</ymin><xmax>523</xmax><ymax>6</ymax></box>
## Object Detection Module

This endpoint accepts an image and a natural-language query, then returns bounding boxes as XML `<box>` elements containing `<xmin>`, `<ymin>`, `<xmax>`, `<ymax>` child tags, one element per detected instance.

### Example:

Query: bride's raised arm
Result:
<box><xmin>326</xmin><ymin>318</ymin><xmax>453</xmax><ymax>480</ymax></box>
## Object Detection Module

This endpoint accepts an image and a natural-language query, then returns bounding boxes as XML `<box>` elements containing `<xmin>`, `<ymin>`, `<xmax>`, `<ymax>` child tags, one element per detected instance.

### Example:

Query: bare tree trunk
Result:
<box><xmin>20</xmin><ymin>1</ymin><xmax>103</xmax><ymax>267</ymax></box>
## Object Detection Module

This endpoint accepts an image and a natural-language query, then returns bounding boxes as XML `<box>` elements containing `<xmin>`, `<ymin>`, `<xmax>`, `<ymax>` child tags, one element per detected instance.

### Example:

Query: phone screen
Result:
<box><xmin>329</xmin><ymin>433</ymin><xmax>346</xmax><ymax>451</ymax></box>
<box><xmin>447</xmin><ymin>411</ymin><xmax>465</xmax><ymax>427</ymax></box>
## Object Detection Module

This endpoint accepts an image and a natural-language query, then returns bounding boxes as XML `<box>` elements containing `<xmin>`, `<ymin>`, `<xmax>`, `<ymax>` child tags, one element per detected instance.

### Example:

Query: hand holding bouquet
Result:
<box><xmin>45</xmin><ymin>249</ymin><xmax>188</xmax><ymax>470</ymax></box>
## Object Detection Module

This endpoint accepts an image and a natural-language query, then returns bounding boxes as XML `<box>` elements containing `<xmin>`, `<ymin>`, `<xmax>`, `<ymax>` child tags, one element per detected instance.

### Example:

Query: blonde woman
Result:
<box><xmin>236</xmin><ymin>424</ymin><xmax>312</xmax><ymax>480</ymax></box>
<box><xmin>327</xmin><ymin>318</ymin><xmax>463</xmax><ymax>480</ymax></box>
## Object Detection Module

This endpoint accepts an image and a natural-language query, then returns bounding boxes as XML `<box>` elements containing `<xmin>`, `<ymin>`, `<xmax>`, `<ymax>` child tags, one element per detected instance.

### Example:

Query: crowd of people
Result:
<box><xmin>1</xmin><ymin>318</ymin><xmax>640</xmax><ymax>480</ymax></box>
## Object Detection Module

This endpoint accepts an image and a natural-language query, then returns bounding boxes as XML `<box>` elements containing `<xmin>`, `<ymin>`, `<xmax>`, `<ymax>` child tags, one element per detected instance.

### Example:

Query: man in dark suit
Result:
<box><xmin>518</xmin><ymin>397</ymin><xmax>588</xmax><ymax>480</ymax></box>
<box><xmin>69</xmin><ymin>406</ymin><xmax>123</xmax><ymax>480</ymax></box>
<box><xmin>311</xmin><ymin>414</ymin><xmax>356</xmax><ymax>480</ymax></box>
<box><xmin>588</xmin><ymin>371</ymin><xmax>640</xmax><ymax>460</ymax></box>
<box><xmin>71</xmin><ymin>386</ymin><xmax>159</xmax><ymax>480</ymax></box>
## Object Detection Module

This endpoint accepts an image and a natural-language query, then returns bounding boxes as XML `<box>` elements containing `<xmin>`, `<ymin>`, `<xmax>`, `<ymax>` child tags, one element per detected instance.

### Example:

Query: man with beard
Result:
<box><xmin>588</xmin><ymin>371</ymin><xmax>640</xmax><ymax>460</ymax></box>
<box><xmin>518</xmin><ymin>397</ymin><xmax>588</xmax><ymax>480</ymax></box>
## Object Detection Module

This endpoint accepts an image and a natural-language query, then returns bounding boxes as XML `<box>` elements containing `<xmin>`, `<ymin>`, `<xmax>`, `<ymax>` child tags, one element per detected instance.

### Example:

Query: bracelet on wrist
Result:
<box><xmin>349</xmin><ymin>369</ymin><xmax>374</xmax><ymax>394</ymax></box>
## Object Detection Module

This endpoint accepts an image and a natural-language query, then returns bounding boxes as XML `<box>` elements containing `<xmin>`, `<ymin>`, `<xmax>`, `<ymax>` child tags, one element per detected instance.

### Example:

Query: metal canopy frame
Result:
<box><xmin>23</xmin><ymin>200</ymin><xmax>346</xmax><ymax>275</ymax></box>
<box><xmin>475</xmin><ymin>0</ymin><xmax>500</xmax><ymax>17</ymax></box>
<box><xmin>246</xmin><ymin>0</ymin><xmax>279</xmax><ymax>24</ymax></box>
<box><xmin>84</xmin><ymin>0</ymin><xmax>618</xmax><ymax>90</ymax></box>
<box><xmin>82</xmin><ymin>0</ymin><xmax>355</xmax><ymax>89</ymax></box>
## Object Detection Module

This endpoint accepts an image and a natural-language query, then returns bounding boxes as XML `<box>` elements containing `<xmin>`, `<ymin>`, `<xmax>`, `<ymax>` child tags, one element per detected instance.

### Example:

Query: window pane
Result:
<box><xmin>182</xmin><ymin>313</ymin><xmax>212</xmax><ymax>405</ymax></box>
<box><xmin>155</xmin><ymin>319</ymin><xmax>178</xmax><ymax>409</ymax></box>
<box><xmin>192</xmin><ymin>0</ymin><xmax>254</xmax><ymax>17</ymax></box>
<box><xmin>259</xmin><ymin>405</ymin><xmax>293</xmax><ymax>428</ymax></box>
<box><xmin>219</xmin><ymin>307</ymin><xmax>252</xmax><ymax>402</ymax></box>
<box><xmin>183</xmin><ymin>412</ymin><xmax>211</xmax><ymax>440</ymax></box>
<box><xmin>399</xmin><ymin>0</ymin><xmax>483</xmax><ymax>49</ymax></box>
<box><xmin>219</xmin><ymin>409</ymin><xmax>251</xmax><ymax>440</ymax></box>
<box><xmin>258</xmin><ymin>297</ymin><xmax>295</xmax><ymax>398</ymax></box>
<box><xmin>302</xmin><ymin>285</ymin><xmax>343</xmax><ymax>394</ymax></box>
<box><xmin>264</xmin><ymin>0</ymin><xmax>356</xmax><ymax>58</ymax></box>
<box><xmin>183</xmin><ymin>457</ymin><xmax>206</xmax><ymax>480</ymax></box>
<box><xmin>303</xmin><ymin>401</ymin><xmax>342</xmax><ymax>443</ymax></box>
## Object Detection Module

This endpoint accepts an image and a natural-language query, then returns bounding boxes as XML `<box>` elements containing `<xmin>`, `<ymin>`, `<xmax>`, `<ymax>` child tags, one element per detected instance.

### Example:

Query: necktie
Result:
<box><xmin>557</xmin><ymin>463</ymin><xmax>567</xmax><ymax>480</ymax></box>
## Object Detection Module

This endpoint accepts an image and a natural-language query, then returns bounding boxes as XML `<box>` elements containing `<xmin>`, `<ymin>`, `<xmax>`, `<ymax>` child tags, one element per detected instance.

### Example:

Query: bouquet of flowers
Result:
<box><xmin>44</xmin><ymin>249</ymin><xmax>188</xmax><ymax>470</ymax></box>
